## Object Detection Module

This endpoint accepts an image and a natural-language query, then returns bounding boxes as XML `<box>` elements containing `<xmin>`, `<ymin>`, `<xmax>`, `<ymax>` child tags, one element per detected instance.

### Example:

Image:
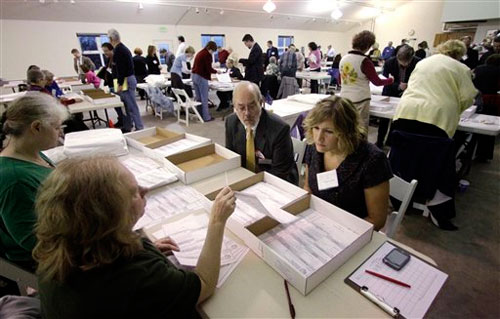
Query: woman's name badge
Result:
<box><xmin>317</xmin><ymin>170</ymin><xmax>339</xmax><ymax>190</ymax></box>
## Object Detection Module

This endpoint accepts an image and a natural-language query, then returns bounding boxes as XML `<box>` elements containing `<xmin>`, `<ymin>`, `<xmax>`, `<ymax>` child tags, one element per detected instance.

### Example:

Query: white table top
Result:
<box><xmin>268</xmin><ymin>94</ymin><xmax>500</xmax><ymax>136</ymax></box>
<box><xmin>66</xmin><ymin>99</ymin><xmax>124</xmax><ymax>114</ymax></box>
<box><xmin>296</xmin><ymin>71</ymin><xmax>331</xmax><ymax>81</ymax></box>
<box><xmin>0</xmin><ymin>91</ymin><xmax>25</xmax><ymax>104</ymax></box>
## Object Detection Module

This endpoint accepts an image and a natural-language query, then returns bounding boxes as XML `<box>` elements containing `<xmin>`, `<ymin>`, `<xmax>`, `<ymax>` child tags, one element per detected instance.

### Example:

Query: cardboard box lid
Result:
<box><xmin>137</xmin><ymin>128</ymin><xmax>185</xmax><ymax>148</ymax></box>
<box><xmin>205</xmin><ymin>172</ymin><xmax>266</xmax><ymax>200</ymax></box>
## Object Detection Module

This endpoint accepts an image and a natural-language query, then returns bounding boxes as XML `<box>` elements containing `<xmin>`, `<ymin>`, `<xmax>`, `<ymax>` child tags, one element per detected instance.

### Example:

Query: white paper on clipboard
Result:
<box><xmin>347</xmin><ymin>241</ymin><xmax>448</xmax><ymax>319</ymax></box>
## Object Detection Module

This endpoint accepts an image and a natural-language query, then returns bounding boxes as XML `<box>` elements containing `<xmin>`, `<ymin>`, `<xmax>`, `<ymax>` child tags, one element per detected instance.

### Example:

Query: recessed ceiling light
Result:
<box><xmin>263</xmin><ymin>0</ymin><xmax>276</xmax><ymax>14</ymax></box>
<box><xmin>138</xmin><ymin>2</ymin><xmax>143</xmax><ymax>9</ymax></box>
<box><xmin>220</xmin><ymin>9</ymin><xmax>224</xmax><ymax>15</ymax></box>
<box><xmin>331</xmin><ymin>8</ymin><xmax>343</xmax><ymax>20</ymax></box>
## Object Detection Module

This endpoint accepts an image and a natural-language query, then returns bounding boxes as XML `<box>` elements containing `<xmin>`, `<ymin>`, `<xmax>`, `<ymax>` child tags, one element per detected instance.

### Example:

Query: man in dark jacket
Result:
<box><xmin>460</xmin><ymin>36</ymin><xmax>479</xmax><ymax>70</ymax></box>
<box><xmin>265</xmin><ymin>40</ymin><xmax>279</xmax><ymax>66</ymax></box>
<box><xmin>225</xmin><ymin>81</ymin><xmax>298</xmax><ymax>185</ymax></box>
<box><xmin>377</xmin><ymin>45</ymin><xmax>421</xmax><ymax>148</ymax></box>
<box><xmin>239</xmin><ymin>34</ymin><xmax>264</xmax><ymax>85</ymax></box>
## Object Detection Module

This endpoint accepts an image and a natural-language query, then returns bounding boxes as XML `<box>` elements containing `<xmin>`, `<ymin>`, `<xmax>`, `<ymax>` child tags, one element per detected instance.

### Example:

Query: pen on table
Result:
<box><xmin>284</xmin><ymin>280</ymin><xmax>296</xmax><ymax>319</ymax></box>
<box><xmin>365</xmin><ymin>270</ymin><xmax>411</xmax><ymax>288</ymax></box>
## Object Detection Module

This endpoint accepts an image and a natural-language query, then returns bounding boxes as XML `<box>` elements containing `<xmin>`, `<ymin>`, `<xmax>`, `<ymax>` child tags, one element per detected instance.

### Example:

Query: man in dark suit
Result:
<box><xmin>460</xmin><ymin>36</ymin><xmax>479</xmax><ymax>70</ymax></box>
<box><xmin>239</xmin><ymin>34</ymin><xmax>264</xmax><ymax>85</ymax></box>
<box><xmin>265</xmin><ymin>40</ymin><xmax>279</xmax><ymax>66</ymax></box>
<box><xmin>377</xmin><ymin>44</ymin><xmax>421</xmax><ymax>148</ymax></box>
<box><xmin>71</xmin><ymin>48</ymin><xmax>96</xmax><ymax>83</ymax></box>
<box><xmin>225</xmin><ymin>81</ymin><xmax>298</xmax><ymax>185</ymax></box>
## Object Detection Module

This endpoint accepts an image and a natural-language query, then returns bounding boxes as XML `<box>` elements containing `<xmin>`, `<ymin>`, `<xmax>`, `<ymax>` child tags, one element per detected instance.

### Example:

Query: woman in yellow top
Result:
<box><xmin>392</xmin><ymin>39</ymin><xmax>477</xmax><ymax>230</ymax></box>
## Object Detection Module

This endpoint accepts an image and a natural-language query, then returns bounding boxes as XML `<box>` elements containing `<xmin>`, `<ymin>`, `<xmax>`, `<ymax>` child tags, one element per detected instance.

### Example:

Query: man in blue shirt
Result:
<box><xmin>382</xmin><ymin>41</ymin><xmax>395</xmax><ymax>60</ymax></box>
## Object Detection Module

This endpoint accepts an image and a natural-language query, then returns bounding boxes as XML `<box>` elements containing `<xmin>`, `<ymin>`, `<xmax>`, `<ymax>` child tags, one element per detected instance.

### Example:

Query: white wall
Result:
<box><xmin>441</xmin><ymin>0</ymin><xmax>500</xmax><ymax>23</ymax></box>
<box><xmin>373</xmin><ymin>0</ymin><xmax>445</xmax><ymax>49</ymax></box>
<box><xmin>0</xmin><ymin>19</ymin><xmax>349</xmax><ymax>80</ymax></box>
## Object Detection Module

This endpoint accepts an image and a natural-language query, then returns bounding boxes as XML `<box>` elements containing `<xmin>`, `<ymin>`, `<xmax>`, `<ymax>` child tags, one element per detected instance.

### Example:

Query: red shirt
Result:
<box><xmin>192</xmin><ymin>49</ymin><xmax>217</xmax><ymax>80</ymax></box>
<box><xmin>218</xmin><ymin>50</ymin><xmax>229</xmax><ymax>64</ymax></box>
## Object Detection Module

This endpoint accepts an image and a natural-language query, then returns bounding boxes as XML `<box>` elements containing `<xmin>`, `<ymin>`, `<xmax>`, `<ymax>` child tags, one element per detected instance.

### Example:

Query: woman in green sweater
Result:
<box><xmin>0</xmin><ymin>92</ymin><xmax>68</xmax><ymax>269</ymax></box>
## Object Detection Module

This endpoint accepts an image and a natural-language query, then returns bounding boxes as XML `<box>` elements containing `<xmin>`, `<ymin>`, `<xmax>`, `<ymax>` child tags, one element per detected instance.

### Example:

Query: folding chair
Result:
<box><xmin>171</xmin><ymin>88</ymin><xmax>204</xmax><ymax>126</ymax></box>
<box><xmin>381</xmin><ymin>176</ymin><xmax>418</xmax><ymax>238</ymax></box>
<box><xmin>291</xmin><ymin>137</ymin><xmax>307</xmax><ymax>176</ymax></box>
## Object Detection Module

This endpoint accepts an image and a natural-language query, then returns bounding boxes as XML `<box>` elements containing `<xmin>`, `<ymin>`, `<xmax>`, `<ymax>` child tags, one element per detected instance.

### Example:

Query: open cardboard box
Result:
<box><xmin>125</xmin><ymin>127</ymin><xmax>211</xmax><ymax>156</ymax></box>
<box><xmin>164</xmin><ymin>143</ymin><xmax>240</xmax><ymax>184</ymax></box>
<box><xmin>80</xmin><ymin>88</ymin><xmax>120</xmax><ymax>105</ymax></box>
<box><xmin>205</xmin><ymin>171</ymin><xmax>308</xmax><ymax>229</ymax></box>
<box><xmin>227</xmin><ymin>194</ymin><xmax>373</xmax><ymax>295</ymax></box>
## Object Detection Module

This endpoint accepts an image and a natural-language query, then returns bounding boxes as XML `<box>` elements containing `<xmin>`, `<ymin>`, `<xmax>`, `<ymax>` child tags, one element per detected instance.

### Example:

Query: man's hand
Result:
<box><xmin>117</xmin><ymin>85</ymin><xmax>123</xmax><ymax>93</ymax></box>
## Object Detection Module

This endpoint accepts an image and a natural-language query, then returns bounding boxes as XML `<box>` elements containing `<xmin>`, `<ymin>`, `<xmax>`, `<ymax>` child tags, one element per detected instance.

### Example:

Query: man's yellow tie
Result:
<box><xmin>246</xmin><ymin>127</ymin><xmax>256</xmax><ymax>172</ymax></box>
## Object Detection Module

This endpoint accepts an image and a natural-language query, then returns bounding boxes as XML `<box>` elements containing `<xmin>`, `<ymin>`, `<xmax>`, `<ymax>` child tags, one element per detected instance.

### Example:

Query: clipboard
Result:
<box><xmin>113</xmin><ymin>78</ymin><xmax>128</xmax><ymax>92</ymax></box>
<box><xmin>345</xmin><ymin>241</ymin><xmax>448</xmax><ymax>319</ymax></box>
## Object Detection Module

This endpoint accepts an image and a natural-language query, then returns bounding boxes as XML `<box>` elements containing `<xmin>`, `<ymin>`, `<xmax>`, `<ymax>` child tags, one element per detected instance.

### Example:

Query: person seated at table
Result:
<box><xmin>42</xmin><ymin>70</ymin><xmax>63</xmax><ymax>98</ymax></box>
<box><xmin>0</xmin><ymin>93</ymin><xmax>68</xmax><ymax>270</ymax></box>
<box><xmin>392</xmin><ymin>39</ymin><xmax>477</xmax><ymax>230</ymax></box>
<box><xmin>368</xmin><ymin>42</ymin><xmax>382</xmax><ymax>66</ymax></box>
<box><xmin>376</xmin><ymin>45</ymin><xmax>421</xmax><ymax>148</ymax></box>
<box><xmin>27</xmin><ymin>69</ymin><xmax>49</xmax><ymax>94</ymax></box>
<box><xmin>171</xmin><ymin>45</ymin><xmax>195</xmax><ymax>99</ymax></box>
<box><xmin>225</xmin><ymin>81</ymin><xmax>298</xmax><ymax>184</ymax></box>
<box><xmin>216</xmin><ymin>58</ymin><xmax>243</xmax><ymax>111</ymax></box>
<box><xmin>303</xmin><ymin>96</ymin><xmax>392</xmax><ymax>230</ymax></box>
<box><xmin>265</xmin><ymin>56</ymin><xmax>280</xmax><ymax>77</ymax></box>
<box><xmin>80</xmin><ymin>64</ymin><xmax>101</xmax><ymax>89</ymax></box>
<box><xmin>340</xmin><ymin>30</ymin><xmax>394</xmax><ymax>130</ymax></box>
<box><xmin>33</xmin><ymin>156</ymin><xmax>236</xmax><ymax>318</ymax></box>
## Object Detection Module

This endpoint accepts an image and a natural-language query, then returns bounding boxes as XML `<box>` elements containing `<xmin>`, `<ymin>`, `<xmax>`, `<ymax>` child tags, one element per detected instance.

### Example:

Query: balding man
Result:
<box><xmin>225</xmin><ymin>82</ymin><xmax>298</xmax><ymax>184</ymax></box>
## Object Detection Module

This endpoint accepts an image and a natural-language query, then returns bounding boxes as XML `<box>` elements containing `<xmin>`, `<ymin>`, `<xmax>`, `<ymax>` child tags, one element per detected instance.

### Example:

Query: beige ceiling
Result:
<box><xmin>1</xmin><ymin>0</ymin><xmax>409</xmax><ymax>32</ymax></box>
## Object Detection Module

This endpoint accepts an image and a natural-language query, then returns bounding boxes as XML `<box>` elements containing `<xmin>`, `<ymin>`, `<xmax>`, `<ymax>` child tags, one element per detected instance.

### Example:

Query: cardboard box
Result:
<box><xmin>164</xmin><ymin>143</ymin><xmax>240</xmax><ymax>184</ymax></box>
<box><xmin>125</xmin><ymin>127</ymin><xmax>211</xmax><ymax>156</ymax></box>
<box><xmin>206</xmin><ymin>171</ymin><xmax>308</xmax><ymax>229</ymax></box>
<box><xmin>226</xmin><ymin>194</ymin><xmax>373</xmax><ymax>295</ymax></box>
<box><xmin>81</xmin><ymin>88</ymin><xmax>120</xmax><ymax>105</ymax></box>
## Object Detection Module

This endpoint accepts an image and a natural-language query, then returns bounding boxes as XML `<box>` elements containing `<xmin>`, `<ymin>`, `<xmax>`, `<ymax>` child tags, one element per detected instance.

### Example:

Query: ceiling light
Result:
<box><xmin>331</xmin><ymin>8</ymin><xmax>343</xmax><ymax>20</ymax></box>
<box><xmin>312</xmin><ymin>18</ymin><xmax>316</xmax><ymax>22</ymax></box>
<box><xmin>220</xmin><ymin>9</ymin><xmax>224</xmax><ymax>15</ymax></box>
<box><xmin>195</xmin><ymin>7</ymin><xmax>199</xmax><ymax>14</ymax></box>
<box><xmin>138</xmin><ymin>2</ymin><xmax>144</xmax><ymax>9</ymax></box>
<box><xmin>39</xmin><ymin>0</ymin><xmax>45</xmax><ymax>3</ymax></box>
<box><xmin>263</xmin><ymin>0</ymin><xmax>276</xmax><ymax>13</ymax></box>
<box><xmin>70</xmin><ymin>0</ymin><xmax>75</xmax><ymax>3</ymax></box>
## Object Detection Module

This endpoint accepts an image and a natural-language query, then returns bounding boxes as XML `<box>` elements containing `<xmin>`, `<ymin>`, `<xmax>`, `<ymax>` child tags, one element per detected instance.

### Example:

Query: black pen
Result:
<box><xmin>284</xmin><ymin>280</ymin><xmax>296</xmax><ymax>319</ymax></box>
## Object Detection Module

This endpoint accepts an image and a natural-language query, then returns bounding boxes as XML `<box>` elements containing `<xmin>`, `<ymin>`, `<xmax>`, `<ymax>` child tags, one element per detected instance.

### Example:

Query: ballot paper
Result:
<box><xmin>63</xmin><ymin>128</ymin><xmax>128</xmax><ymax>158</ymax></box>
<box><xmin>135</xmin><ymin>168</ymin><xmax>178</xmax><ymax>189</ymax></box>
<box><xmin>152</xmin><ymin>213</ymin><xmax>247</xmax><ymax>267</ymax></box>
<box><xmin>121</xmin><ymin>156</ymin><xmax>162</xmax><ymax>176</ymax></box>
<box><xmin>216</xmin><ymin>73</ymin><xmax>232</xmax><ymax>83</ymax></box>
<box><xmin>133</xmin><ymin>185</ymin><xmax>211</xmax><ymax>230</ymax></box>
<box><xmin>234</xmin><ymin>192</ymin><xmax>298</xmax><ymax>224</ymax></box>
<box><xmin>259</xmin><ymin>208</ymin><xmax>360</xmax><ymax>276</ymax></box>
<box><xmin>230</xmin><ymin>181</ymin><xmax>299</xmax><ymax>226</ymax></box>
<box><xmin>154</xmin><ymin>138</ymin><xmax>204</xmax><ymax>157</ymax></box>
<box><xmin>42</xmin><ymin>146</ymin><xmax>67</xmax><ymax>164</ymax></box>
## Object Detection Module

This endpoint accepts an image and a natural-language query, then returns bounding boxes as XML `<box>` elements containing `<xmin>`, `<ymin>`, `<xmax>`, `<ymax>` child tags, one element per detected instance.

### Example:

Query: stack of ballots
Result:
<box><xmin>63</xmin><ymin>128</ymin><xmax>129</xmax><ymax>158</ymax></box>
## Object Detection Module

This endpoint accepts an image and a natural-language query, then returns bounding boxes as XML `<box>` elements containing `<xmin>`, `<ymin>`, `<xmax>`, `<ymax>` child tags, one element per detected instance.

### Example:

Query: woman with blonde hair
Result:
<box><xmin>391</xmin><ymin>39</ymin><xmax>477</xmax><ymax>230</ymax></box>
<box><xmin>34</xmin><ymin>156</ymin><xmax>236</xmax><ymax>318</ymax></box>
<box><xmin>0</xmin><ymin>93</ymin><xmax>68</xmax><ymax>269</ymax></box>
<box><xmin>303</xmin><ymin>96</ymin><xmax>392</xmax><ymax>230</ymax></box>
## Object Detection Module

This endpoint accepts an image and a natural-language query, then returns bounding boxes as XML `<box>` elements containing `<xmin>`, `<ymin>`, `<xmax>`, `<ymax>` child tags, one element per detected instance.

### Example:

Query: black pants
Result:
<box><xmin>376</xmin><ymin>118</ymin><xmax>392</xmax><ymax>147</ymax></box>
<box><xmin>216</xmin><ymin>91</ymin><xmax>233</xmax><ymax>110</ymax></box>
<box><xmin>260</xmin><ymin>75</ymin><xmax>279</xmax><ymax>100</ymax></box>
<box><xmin>171</xmin><ymin>72</ymin><xmax>193</xmax><ymax>99</ymax></box>
<box><xmin>310</xmin><ymin>68</ymin><xmax>321</xmax><ymax>93</ymax></box>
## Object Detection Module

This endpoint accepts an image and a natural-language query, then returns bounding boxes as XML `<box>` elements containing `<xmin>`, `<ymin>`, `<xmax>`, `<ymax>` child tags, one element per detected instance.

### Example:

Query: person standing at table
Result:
<box><xmin>326</xmin><ymin>45</ymin><xmax>336</xmax><ymax>62</ymax></box>
<box><xmin>265</xmin><ymin>40</ymin><xmax>279</xmax><ymax>66</ymax></box>
<box><xmin>303</xmin><ymin>96</ymin><xmax>392</xmax><ymax>230</ymax></box>
<box><xmin>392</xmin><ymin>40</ymin><xmax>477</xmax><ymax>230</ymax></box>
<box><xmin>381</xmin><ymin>41</ymin><xmax>395</xmax><ymax>61</ymax></box>
<box><xmin>71</xmin><ymin>49</ymin><xmax>95</xmax><ymax>83</ymax></box>
<box><xmin>376</xmin><ymin>45</ymin><xmax>421</xmax><ymax>148</ymax></box>
<box><xmin>108</xmin><ymin>28</ymin><xmax>143</xmax><ymax>132</ymax></box>
<box><xmin>240</xmin><ymin>34</ymin><xmax>264</xmax><ymax>86</ymax></box>
<box><xmin>133</xmin><ymin>47</ymin><xmax>148</xmax><ymax>100</ymax></box>
<box><xmin>225</xmin><ymin>81</ymin><xmax>298</xmax><ymax>184</ymax></box>
<box><xmin>0</xmin><ymin>93</ymin><xmax>68</xmax><ymax>270</ymax></box>
<box><xmin>98</xmin><ymin>42</ymin><xmax>125</xmax><ymax>128</ymax></box>
<box><xmin>176</xmin><ymin>35</ymin><xmax>187</xmax><ymax>58</ymax></box>
<box><xmin>192</xmin><ymin>41</ymin><xmax>218</xmax><ymax>122</ymax></box>
<box><xmin>171</xmin><ymin>46</ymin><xmax>195</xmax><ymax>98</ymax></box>
<box><xmin>34</xmin><ymin>156</ymin><xmax>236</xmax><ymax>318</ymax></box>
<box><xmin>146</xmin><ymin>45</ymin><xmax>161</xmax><ymax>75</ymax></box>
<box><xmin>460</xmin><ymin>36</ymin><xmax>479</xmax><ymax>70</ymax></box>
<box><xmin>307</xmin><ymin>42</ymin><xmax>322</xmax><ymax>93</ymax></box>
<box><xmin>340</xmin><ymin>30</ymin><xmax>393</xmax><ymax>130</ymax></box>
<box><xmin>217</xmin><ymin>47</ymin><xmax>230</xmax><ymax>68</ymax></box>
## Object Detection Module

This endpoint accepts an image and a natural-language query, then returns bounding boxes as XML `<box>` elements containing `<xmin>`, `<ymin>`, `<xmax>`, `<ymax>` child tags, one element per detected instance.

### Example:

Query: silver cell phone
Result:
<box><xmin>383</xmin><ymin>248</ymin><xmax>411</xmax><ymax>271</ymax></box>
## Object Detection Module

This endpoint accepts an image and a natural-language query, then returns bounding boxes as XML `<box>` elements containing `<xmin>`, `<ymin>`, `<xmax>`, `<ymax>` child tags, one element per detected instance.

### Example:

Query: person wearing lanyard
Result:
<box><xmin>108</xmin><ymin>28</ymin><xmax>144</xmax><ymax>132</ymax></box>
<box><xmin>225</xmin><ymin>81</ymin><xmax>298</xmax><ymax>185</ymax></box>
<box><xmin>0</xmin><ymin>93</ymin><xmax>68</xmax><ymax>270</ymax></box>
<box><xmin>303</xmin><ymin>96</ymin><xmax>392</xmax><ymax>230</ymax></box>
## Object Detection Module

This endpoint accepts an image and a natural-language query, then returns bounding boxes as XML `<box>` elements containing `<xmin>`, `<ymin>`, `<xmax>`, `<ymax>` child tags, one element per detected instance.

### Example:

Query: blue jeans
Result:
<box><xmin>118</xmin><ymin>76</ymin><xmax>144</xmax><ymax>131</ymax></box>
<box><xmin>192</xmin><ymin>73</ymin><xmax>211</xmax><ymax>121</ymax></box>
